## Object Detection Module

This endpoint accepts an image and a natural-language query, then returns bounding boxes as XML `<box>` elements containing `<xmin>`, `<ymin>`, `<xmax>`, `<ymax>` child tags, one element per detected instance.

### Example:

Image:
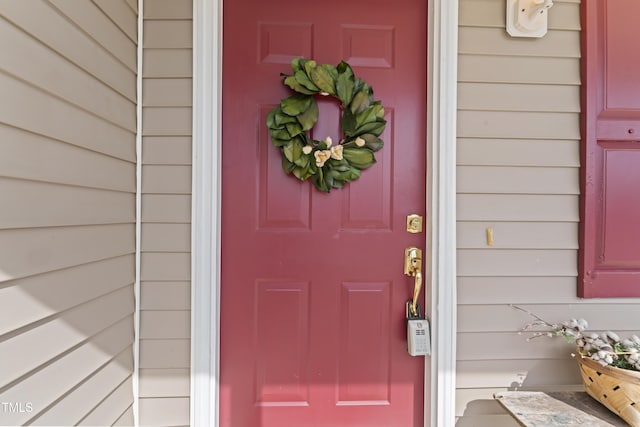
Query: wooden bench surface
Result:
<box><xmin>495</xmin><ymin>391</ymin><xmax>628</xmax><ymax>427</ymax></box>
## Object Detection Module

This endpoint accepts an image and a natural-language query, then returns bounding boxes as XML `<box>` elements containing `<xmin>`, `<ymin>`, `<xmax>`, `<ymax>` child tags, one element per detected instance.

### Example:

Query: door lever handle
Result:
<box><xmin>404</xmin><ymin>247</ymin><xmax>423</xmax><ymax>317</ymax></box>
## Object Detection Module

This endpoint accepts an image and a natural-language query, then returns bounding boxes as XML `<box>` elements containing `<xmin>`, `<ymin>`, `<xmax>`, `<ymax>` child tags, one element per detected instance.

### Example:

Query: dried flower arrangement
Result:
<box><xmin>513</xmin><ymin>305</ymin><xmax>640</xmax><ymax>372</ymax></box>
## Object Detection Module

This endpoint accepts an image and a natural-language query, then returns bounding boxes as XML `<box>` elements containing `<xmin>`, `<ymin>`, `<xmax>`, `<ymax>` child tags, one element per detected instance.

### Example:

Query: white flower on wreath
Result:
<box><xmin>355</xmin><ymin>137</ymin><xmax>365</xmax><ymax>147</ymax></box>
<box><xmin>302</xmin><ymin>145</ymin><xmax>313</xmax><ymax>155</ymax></box>
<box><xmin>314</xmin><ymin>150</ymin><xmax>332</xmax><ymax>167</ymax></box>
<box><xmin>324</xmin><ymin>136</ymin><xmax>332</xmax><ymax>148</ymax></box>
<box><xmin>330</xmin><ymin>145</ymin><xmax>343</xmax><ymax>160</ymax></box>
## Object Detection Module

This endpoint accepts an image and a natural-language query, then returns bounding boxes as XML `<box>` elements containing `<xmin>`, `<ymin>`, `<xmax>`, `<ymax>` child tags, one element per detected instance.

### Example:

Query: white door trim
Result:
<box><xmin>190</xmin><ymin>1</ymin><xmax>458</xmax><ymax>425</ymax></box>
<box><xmin>427</xmin><ymin>1</ymin><xmax>458</xmax><ymax>426</ymax></box>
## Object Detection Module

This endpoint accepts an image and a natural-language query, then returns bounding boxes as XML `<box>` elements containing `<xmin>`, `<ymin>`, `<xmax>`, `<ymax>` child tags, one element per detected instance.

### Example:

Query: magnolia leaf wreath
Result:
<box><xmin>266</xmin><ymin>58</ymin><xmax>386</xmax><ymax>193</ymax></box>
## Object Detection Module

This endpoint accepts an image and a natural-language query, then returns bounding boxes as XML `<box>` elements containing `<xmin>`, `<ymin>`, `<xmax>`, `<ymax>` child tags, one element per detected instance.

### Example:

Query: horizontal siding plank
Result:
<box><xmin>0</xmin><ymin>178</ymin><xmax>135</xmax><ymax>229</ymax></box>
<box><xmin>458</xmin><ymin>166</ymin><xmax>579</xmax><ymax>195</ymax></box>
<box><xmin>457</xmin><ymin>277</ymin><xmax>640</xmax><ymax>305</ymax></box>
<box><xmin>0</xmin><ymin>19</ymin><xmax>136</xmax><ymax>131</ymax></box>
<box><xmin>142</xmin><ymin>107</ymin><xmax>192</xmax><ymax>136</ymax></box>
<box><xmin>141</xmin><ymin>282</ymin><xmax>190</xmax><ymax>310</ymax></box>
<box><xmin>457</xmin><ymin>359</ymin><xmax>581</xmax><ymax>389</ymax></box>
<box><xmin>141</xmin><ymin>165</ymin><xmax>192</xmax><ymax>194</ymax></box>
<box><xmin>457</xmin><ymin>139</ymin><xmax>580</xmax><ymax>167</ymax></box>
<box><xmin>141</xmin><ymin>253</ymin><xmax>190</xmax><ymax>281</ymax></box>
<box><xmin>0</xmin><ymin>1</ymin><xmax>136</xmax><ymax>100</ymax></box>
<box><xmin>457</xmin><ymin>222</ymin><xmax>578</xmax><ymax>249</ymax></box>
<box><xmin>0</xmin><ymin>255</ymin><xmax>134</xmax><ymax>336</ymax></box>
<box><xmin>0</xmin><ymin>224</ymin><xmax>135</xmax><ymax>283</ymax></box>
<box><xmin>92</xmin><ymin>0</ymin><xmax>138</xmax><ymax>42</ymax></box>
<box><xmin>140</xmin><ymin>310</ymin><xmax>190</xmax><ymax>339</ymax></box>
<box><xmin>49</xmin><ymin>0</ymin><xmax>137</xmax><ymax>71</ymax></box>
<box><xmin>139</xmin><ymin>368</ymin><xmax>190</xmax><ymax>397</ymax></box>
<box><xmin>142</xmin><ymin>136</ymin><xmax>192</xmax><ymax>165</ymax></box>
<box><xmin>0</xmin><ymin>73</ymin><xmax>135</xmax><ymax>161</ymax></box>
<box><xmin>458</xmin><ymin>27</ymin><xmax>581</xmax><ymax>58</ymax></box>
<box><xmin>457</xmin><ymin>277</ymin><xmax>581</xmax><ymax>305</ymax></box>
<box><xmin>457</xmin><ymin>332</ymin><xmax>572</xmax><ymax>360</ymax></box>
<box><xmin>78</xmin><ymin>376</ymin><xmax>134</xmax><ymax>426</ymax></box>
<box><xmin>458</xmin><ymin>83</ymin><xmax>580</xmax><ymax>113</ymax></box>
<box><xmin>139</xmin><ymin>339</ymin><xmax>190</xmax><ymax>369</ymax></box>
<box><xmin>138</xmin><ymin>397</ymin><xmax>190</xmax><ymax>426</ymax></box>
<box><xmin>457</xmin><ymin>111</ymin><xmax>580</xmax><ymax>140</ymax></box>
<box><xmin>457</xmin><ymin>249</ymin><xmax>577</xmax><ymax>276</ymax></box>
<box><xmin>0</xmin><ymin>125</ymin><xmax>135</xmax><ymax>191</ymax></box>
<box><xmin>27</xmin><ymin>347</ymin><xmax>133</xmax><ymax>426</ymax></box>
<box><xmin>141</xmin><ymin>223</ymin><xmax>190</xmax><ymax>252</ymax></box>
<box><xmin>457</xmin><ymin>194</ymin><xmax>579</xmax><ymax>221</ymax></box>
<box><xmin>143</xmin><ymin>48</ymin><xmax>192</xmax><ymax>78</ymax></box>
<box><xmin>143</xmin><ymin>20</ymin><xmax>192</xmax><ymax>48</ymax></box>
<box><xmin>459</xmin><ymin>0</ymin><xmax>581</xmax><ymax>31</ymax></box>
<box><xmin>144</xmin><ymin>0</ymin><xmax>192</xmax><ymax>19</ymax></box>
<box><xmin>459</xmin><ymin>304</ymin><xmax>640</xmax><ymax>333</ymax></box>
<box><xmin>142</xmin><ymin>195</ymin><xmax>191</xmax><ymax>223</ymax></box>
<box><xmin>458</xmin><ymin>55</ymin><xmax>580</xmax><ymax>85</ymax></box>
<box><xmin>142</xmin><ymin>78</ymin><xmax>192</xmax><ymax>106</ymax></box>
<box><xmin>0</xmin><ymin>286</ymin><xmax>133</xmax><ymax>384</ymax></box>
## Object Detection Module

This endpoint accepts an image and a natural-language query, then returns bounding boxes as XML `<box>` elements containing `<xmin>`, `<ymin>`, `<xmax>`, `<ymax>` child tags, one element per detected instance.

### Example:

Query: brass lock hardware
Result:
<box><xmin>404</xmin><ymin>247</ymin><xmax>423</xmax><ymax>318</ymax></box>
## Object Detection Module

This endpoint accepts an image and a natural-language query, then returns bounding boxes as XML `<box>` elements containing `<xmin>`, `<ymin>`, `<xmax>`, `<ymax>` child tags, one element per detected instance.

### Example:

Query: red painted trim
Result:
<box><xmin>578</xmin><ymin>0</ymin><xmax>595</xmax><ymax>297</ymax></box>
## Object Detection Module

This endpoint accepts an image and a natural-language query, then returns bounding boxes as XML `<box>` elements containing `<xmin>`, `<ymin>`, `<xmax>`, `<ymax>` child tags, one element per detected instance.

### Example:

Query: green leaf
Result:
<box><xmin>336</xmin><ymin>68</ymin><xmax>355</xmax><ymax>106</ymax></box>
<box><xmin>293</xmin><ymin>152</ymin><xmax>310</xmax><ymax>168</ymax></box>
<box><xmin>281</xmin><ymin>155</ymin><xmax>296</xmax><ymax>173</ymax></box>
<box><xmin>341</xmin><ymin>108</ymin><xmax>356</xmax><ymax>136</ymax></box>
<box><xmin>359</xmin><ymin>134</ymin><xmax>384</xmax><ymax>152</ymax></box>
<box><xmin>270</xmin><ymin>137</ymin><xmax>290</xmax><ymax>147</ymax></box>
<box><xmin>291</xmin><ymin>57</ymin><xmax>304</xmax><ymax>73</ymax></box>
<box><xmin>321</xmin><ymin>64</ymin><xmax>338</xmax><ymax>82</ymax></box>
<box><xmin>350</xmin><ymin>89</ymin><xmax>371</xmax><ymax>115</ymax></box>
<box><xmin>311</xmin><ymin>167</ymin><xmax>330</xmax><ymax>192</ymax></box>
<box><xmin>266</xmin><ymin>108</ymin><xmax>278</xmax><ymax>128</ymax></box>
<box><xmin>284</xmin><ymin>76</ymin><xmax>315</xmax><ymax>95</ymax></box>
<box><xmin>355</xmin><ymin>105</ymin><xmax>378</xmax><ymax>128</ymax></box>
<box><xmin>374</xmin><ymin>102</ymin><xmax>385</xmax><ymax>119</ymax></box>
<box><xmin>274</xmin><ymin>111</ymin><xmax>298</xmax><ymax>126</ymax></box>
<box><xmin>270</xmin><ymin>128</ymin><xmax>291</xmax><ymax>140</ymax></box>
<box><xmin>303</xmin><ymin>59</ymin><xmax>317</xmax><ymax>76</ymax></box>
<box><xmin>285</xmin><ymin>122</ymin><xmax>303</xmax><ymax>137</ymax></box>
<box><xmin>343</xmin><ymin>147</ymin><xmax>376</xmax><ymax>169</ymax></box>
<box><xmin>327</xmin><ymin>158</ymin><xmax>350</xmax><ymax>172</ymax></box>
<box><xmin>283</xmin><ymin>139</ymin><xmax>303</xmax><ymax>163</ymax></box>
<box><xmin>309</xmin><ymin>66</ymin><xmax>336</xmax><ymax>95</ymax></box>
<box><xmin>296</xmin><ymin>98</ymin><xmax>318</xmax><ymax>131</ymax></box>
<box><xmin>353</xmin><ymin>119</ymin><xmax>386</xmax><ymax>137</ymax></box>
<box><xmin>293</xmin><ymin>164</ymin><xmax>313</xmax><ymax>180</ymax></box>
<box><xmin>294</xmin><ymin>70</ymin><xmax>320</xmax><ymax>92</ymax></box>
<box><xmin>281</xmin><ymin>94</ymin><xmax>312</xmax><ymax>116</ymax></box>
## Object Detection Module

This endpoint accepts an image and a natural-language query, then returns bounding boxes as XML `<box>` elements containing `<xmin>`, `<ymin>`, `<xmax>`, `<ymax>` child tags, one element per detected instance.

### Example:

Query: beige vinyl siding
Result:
<box><xmin>0</xmin><ymin>1</ymin><xmax>137</xmax><ymax>426</ymax></box>
<box><xmin>456</xmin><ymin>0</ymin><xmax>591</xmax><ymax>425</ymax></box>
<box><xmin>139</xmin><ymin>0</ymin><xmax>192</xmax><ymax>425</ymax></box>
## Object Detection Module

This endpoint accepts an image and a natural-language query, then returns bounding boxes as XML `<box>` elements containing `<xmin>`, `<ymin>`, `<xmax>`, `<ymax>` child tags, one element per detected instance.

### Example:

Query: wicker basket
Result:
<box><xmin>577</xmin><ymin>354</ymin><xmax>640</xmax><ymax>426</ymax></box>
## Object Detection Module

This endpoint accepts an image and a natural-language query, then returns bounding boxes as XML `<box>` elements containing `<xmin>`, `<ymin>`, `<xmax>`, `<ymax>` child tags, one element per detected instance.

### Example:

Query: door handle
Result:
<box><xmin>404</xmin><ymin>247</ymin><xmax>423</xmax><ymax>318</ymax></box>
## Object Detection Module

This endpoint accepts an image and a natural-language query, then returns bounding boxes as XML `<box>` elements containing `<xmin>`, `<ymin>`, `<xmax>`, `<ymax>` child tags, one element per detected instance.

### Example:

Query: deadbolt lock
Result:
<box><xmin>406</xmin><ymin>214</ymin><xmax>423</xmax><ymax>233</ymax></box>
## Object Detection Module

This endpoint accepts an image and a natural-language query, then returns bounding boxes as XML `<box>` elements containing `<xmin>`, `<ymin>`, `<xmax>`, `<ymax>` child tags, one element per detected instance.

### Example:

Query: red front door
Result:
<box><xmin>221</xmin><ymin>1</ymin><xmax>427</xmax><ymax>426</ymax></box>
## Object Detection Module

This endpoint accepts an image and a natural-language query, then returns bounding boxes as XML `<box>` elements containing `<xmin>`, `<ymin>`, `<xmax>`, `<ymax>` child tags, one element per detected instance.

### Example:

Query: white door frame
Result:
<box><xmin>190</xmin><ymin>1</ymin><xmax>458</xmax><ymax>425</ymax></box>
